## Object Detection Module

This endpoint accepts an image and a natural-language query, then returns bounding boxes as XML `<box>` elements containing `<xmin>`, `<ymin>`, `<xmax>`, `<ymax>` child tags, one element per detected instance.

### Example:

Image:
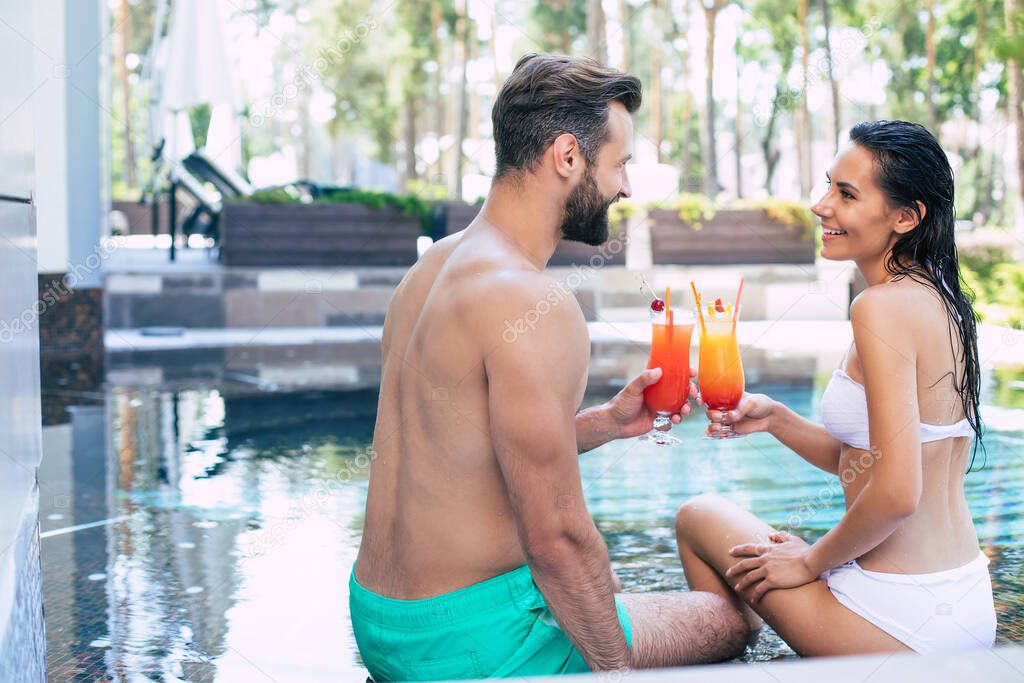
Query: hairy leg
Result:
<box><xmin>675</xmin><ymin>493</ymin><xmax>910</xmax><ymax>657</ymax></box>
<box><xmin>616</xmin><ymin>591</ymin><xmax>748</xmax><ymax>668</ymax></box>
<box><xmin>610</xmin><ymin>568</ymin><xmax>623</xmax><ymax>593</ymax></box>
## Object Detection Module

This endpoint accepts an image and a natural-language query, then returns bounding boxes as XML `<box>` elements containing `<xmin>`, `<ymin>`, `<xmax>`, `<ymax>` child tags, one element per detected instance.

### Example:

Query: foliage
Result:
<box><xmin>188</xmin><ymin>104</ymin><xmax>211</xmax><ymax>150</ymax></box>
<box><xmin>988</xmin><ymin>367</ymin><xmax>1024</xmax><ymax>409</ymax></box>
<box><xmin>959</xmin><ymin>242</ymin><xmax>1024</xmax><ymax>328</ymax></box>
<box><xmin>242</xmin><ymin>187</ymin><xmax>300</xmax><ymax>204</ymax></box>
<box><xmin>529</xmin><ymin>0</ymin><xmax>587</xmax><ymax>53</ymax></box>
<box><xmin>608</xmin><ymin>200</ymin><xmax>639</xmax><ymax>236</ymax></box>
<box><xmin>306</xmin><ymin>0</ymin><xmax>401</xmax><ymax>164</ymax></box>
<box><xmin>645</xmin><ymin>193</ymin><xmax>814</xmax><ymax>241</ymax></box>
<box><xmin>405</xmin><ymin>179</ymin><xmax>449</xmax><ymax>201</ymax></box>
<box><xmin>107</xmin><ymin>0</ymin><xmax>1024</xmax><ymax>226</ymax></box>
<box><xmin>648</xmin><ymin>193</ymin><xmax>716</xmax><ymax>229</ymax></box>
<box><xmin>243</xmin><ymin>184</ymin><xmax>437</xmax><ymax>232</ymax></box>
<box><xmin>733</xmin><ymin>198</ymin><xmax>815</xmax><ymax>240</ymax></box>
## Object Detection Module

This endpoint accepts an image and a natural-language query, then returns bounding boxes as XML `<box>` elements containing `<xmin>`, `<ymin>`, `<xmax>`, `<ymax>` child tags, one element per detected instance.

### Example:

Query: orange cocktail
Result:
<box><xmin>697</xmin><ymin>302</ymin><xmax>745</xmax><ymax>439</ymax></box>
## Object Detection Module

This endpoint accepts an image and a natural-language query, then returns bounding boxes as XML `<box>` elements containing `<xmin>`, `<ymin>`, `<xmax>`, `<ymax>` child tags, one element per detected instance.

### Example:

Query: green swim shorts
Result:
<box><xmin>349</xmin><ymin>565</ymin><xmax>633</xmax><ymax>681</ymax></box>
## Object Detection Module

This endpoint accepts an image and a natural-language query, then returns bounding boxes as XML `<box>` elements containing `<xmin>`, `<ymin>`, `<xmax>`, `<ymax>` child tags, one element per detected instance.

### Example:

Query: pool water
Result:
<box><xmin>40</xmin><ymin>345</ymin><xmax>1024</xmax><ymax>681</ymax></box>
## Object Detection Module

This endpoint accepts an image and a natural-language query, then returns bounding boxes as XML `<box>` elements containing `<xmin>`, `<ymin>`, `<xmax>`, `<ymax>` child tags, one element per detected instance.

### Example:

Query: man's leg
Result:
<box><xmin>615</xmin><ymin>592</ymin><xmax>748</xmax><ymax>668</ymax></box>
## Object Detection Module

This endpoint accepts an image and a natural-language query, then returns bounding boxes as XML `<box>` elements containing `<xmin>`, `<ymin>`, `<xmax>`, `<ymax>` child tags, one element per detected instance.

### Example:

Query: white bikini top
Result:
<box><xmin>821</xmin><ymin>368</ymin><xmax>975</xmax><ymax>451</ymax></box>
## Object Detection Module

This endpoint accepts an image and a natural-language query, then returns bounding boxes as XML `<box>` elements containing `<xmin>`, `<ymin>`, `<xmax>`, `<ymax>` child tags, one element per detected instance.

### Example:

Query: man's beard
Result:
<box><xmin>559</xmin><ymin>167</ymin><xmax>616</xmax><ymax>246</ymax></box>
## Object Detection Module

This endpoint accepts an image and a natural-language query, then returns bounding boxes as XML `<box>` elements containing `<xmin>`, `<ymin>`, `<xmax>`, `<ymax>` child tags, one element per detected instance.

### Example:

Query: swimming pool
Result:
<box><xmin>39</xmin><ymin>342</ymin><xmax>1023</xmax><ymax>681</ymax></box>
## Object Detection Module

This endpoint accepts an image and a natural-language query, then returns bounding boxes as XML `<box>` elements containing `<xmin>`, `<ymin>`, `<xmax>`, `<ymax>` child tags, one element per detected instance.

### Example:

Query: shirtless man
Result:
<box><xmin>350</xmin><ymin>54</ymin><xmax>748</xmax><ymax>681</ymax></box>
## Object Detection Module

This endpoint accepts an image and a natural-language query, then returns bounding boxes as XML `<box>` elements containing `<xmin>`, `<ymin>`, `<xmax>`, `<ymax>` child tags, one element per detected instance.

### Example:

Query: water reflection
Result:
<box><xmin>39</xmin><ymin>343</ymin><xmax>1024</xmax><ymax>679</ymax></box>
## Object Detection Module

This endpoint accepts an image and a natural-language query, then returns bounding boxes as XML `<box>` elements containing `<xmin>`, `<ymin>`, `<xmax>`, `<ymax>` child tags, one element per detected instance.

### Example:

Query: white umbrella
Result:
<box><xmin>159</xmin><ymin>0</ymin><xmax>242</xmax><ymax>165</ymax></box>
<box><xmin>206</xmin><ymin>103</ymin><xmax>243</xmax><ymax>172</ymax></box>
<box><xmin>161</xmin><ymin>0</ymin><xmax>240</xmax><ymax>112</ymax></box>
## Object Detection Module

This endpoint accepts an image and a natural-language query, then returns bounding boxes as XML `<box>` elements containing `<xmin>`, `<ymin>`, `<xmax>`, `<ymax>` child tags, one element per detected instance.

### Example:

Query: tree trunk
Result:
<box><xmin>677</xmin><ymin>0</ymin><xmax>694</xmax><ymax>190</ymax></box>
<box><xmin>734</xmin><ymin>30</ymin><xmax>743</xmax><ymax>198</ymax></box>
<box><xmin>587</xmin><ymin>0</ymin><xmax>607</xmax><ymax>63</ymax></box>
<box><xmin>818</xmin><ymin>0</ymin><xmax>840</xmax><ymax>153</ymax></box>
<box><xmin>762</xmin><ymin>82</ymin><xmax>783</xmax><ymax>194</ymax></box>
<box><xmin>926</xmin><ymin>0</ymin><xmax>939</xmax><ymax>138</ymax></box>
<box><xmin>971</xmin><ymin>0</ymin><xmax>987</xmax><ymax>223</ymax></box>
<box><xmin>432</xmin><ymin>5</ymin><xmax>445</xmax><ymax>185</ymax></box>
<box><xmin>619</xmin><ymin>0</ymin><xmax>631</xmax><ymax>71</ymax></box>
<box><xmin>796</xmin><ymin>0</ymin><xmax>811</xmax><ymax>198</ymax></box>
<box><xmin>452</xmin><ymin>0</ymin><xmax>469</xmax><ymax>200</ymax></box>
<box><xmin>492</xmin><ymin>7</ymin><xmax>502</xmax><ymax>92</ymax></box>
<box><xmin>1005</xmin><ymin>0</ymin><xmax>1024</xmax><ymax>258</ymax></box>
<box><xmin>703</xmin><ymin>0</ymin><xmax>724</xmax><ymax>196</ymax></box>
<box><xmin>650</xmin><ymin>0</ymin><xmax>663</xmax><ymax>163</ymax></box>
<box><xmin>117</xmin><ymin>0</ymin><xmax>136</xmax><ymax>189</ymax></box>
<box><xmin>403</xmin><ymin>85</ymin><xmax>418</xmax><ymax>186</ymax></box>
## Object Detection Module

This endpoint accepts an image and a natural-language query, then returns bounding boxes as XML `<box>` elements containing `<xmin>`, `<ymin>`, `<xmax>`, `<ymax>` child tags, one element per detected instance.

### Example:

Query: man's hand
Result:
<box><xmin>605</xmin><ymin>366</ymin><xmax>697</xmax><ymax>439</ymax></box>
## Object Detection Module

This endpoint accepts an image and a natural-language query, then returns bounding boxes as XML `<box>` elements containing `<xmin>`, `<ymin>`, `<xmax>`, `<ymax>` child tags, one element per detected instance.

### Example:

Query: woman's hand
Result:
<box><xmin>605</xmin><ymin>366</ymin><xmax>698</xmax><ymax>440</ymax></box>
<box><xmin>706</xmin><ymin>392</ymin><xmax>776</xmax><ymax>437</ymax></box>
<box><xmin>724</xmin><ymin>531</ymin><xmax>818</xmax><ymax>601</ymax></box>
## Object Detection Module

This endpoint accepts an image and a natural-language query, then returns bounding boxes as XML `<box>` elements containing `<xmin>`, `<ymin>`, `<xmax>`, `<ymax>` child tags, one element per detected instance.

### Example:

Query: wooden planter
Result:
<box><xmin>442</xmin><ymin>202</ymin><xmax>627</xmax><ymax>267</ymax></box>
<box><xmin>649</xmin><ymin>208</ymin><xmax>815</xmax><ymax>265</ymax></box>
<box><xmin>220</xmin><ymin>201</ymin><xmax>422</xmax><ymax>267</ymax></box>
<box><xmin>111</xmin><ymin>199</ymin><xmax>189</xmax><ymax>236</ymax></box>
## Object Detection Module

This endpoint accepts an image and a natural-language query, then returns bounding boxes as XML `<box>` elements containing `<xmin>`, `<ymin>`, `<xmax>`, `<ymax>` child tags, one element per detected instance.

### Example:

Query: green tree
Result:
<box><xmin>309</xmin><ymin>0</ymin><xmax>398</xmax><ymax>165</ymax></box>
<box><xmin>530</xmin><ymin>0</ymin><xmax>587</xmax><ymax>54</ymax></box>
<box><xmin>703</xmin><ymin>0</ymin><xmax>729</xmax><ymax>196</ymax></box>
<box><xmin>747</xmin><ymin>0</ymin><xmax>799</xmax><ymax>194</ymax></box>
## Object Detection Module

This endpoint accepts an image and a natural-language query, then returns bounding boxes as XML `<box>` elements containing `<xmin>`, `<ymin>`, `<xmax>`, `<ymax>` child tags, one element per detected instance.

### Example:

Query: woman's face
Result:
<box><xmin>810</xmin><ymin>142</ymin><xmax>917</xmax><ymax>263</ymax></box>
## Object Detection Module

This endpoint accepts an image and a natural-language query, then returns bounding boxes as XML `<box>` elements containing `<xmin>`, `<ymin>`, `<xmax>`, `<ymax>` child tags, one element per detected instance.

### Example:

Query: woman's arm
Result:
<box><xmin>803</xmin><ymin>290</ymin><xmax>923</xmax><ymax>573</ymax></box>
<box><xmin>712</xmin><ymin>394</ymin><xmax>842</xmax><ymax>474</ymax></box>
<box><xmin>728</xmin><ymin>290</ymin><xmax>924</xmax><ymax>598</ymax></box>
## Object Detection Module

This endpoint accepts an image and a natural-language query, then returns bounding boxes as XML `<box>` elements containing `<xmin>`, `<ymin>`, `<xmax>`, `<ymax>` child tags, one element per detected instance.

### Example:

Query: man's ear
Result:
<box><xmin>894</xmin><ymin>200</ymin><xmax>926</xmax><ymax>235</ymax></box>
<box><xmin>551</xmin><ymin>133</ymin><xmax>581</xmax><ymax>179</ymax></box>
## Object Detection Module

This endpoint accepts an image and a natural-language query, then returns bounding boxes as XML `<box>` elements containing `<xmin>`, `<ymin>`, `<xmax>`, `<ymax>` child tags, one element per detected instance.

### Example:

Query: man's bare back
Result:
<box><xmin>349</xmin><ymin>55</ymin><xmax>747</xmax><ymax>678</ymax></box>
<box><xmin>355</xmin><ymin>223</ymin><xmax>589</xmax><ymax>599</ymax></box>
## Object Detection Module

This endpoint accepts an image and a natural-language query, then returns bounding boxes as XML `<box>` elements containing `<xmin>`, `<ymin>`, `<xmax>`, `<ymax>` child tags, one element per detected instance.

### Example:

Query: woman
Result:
<box><xmin>675</xmin><ymin>120</ymin><xmax>996</xmax><ymax>655</ymax></box>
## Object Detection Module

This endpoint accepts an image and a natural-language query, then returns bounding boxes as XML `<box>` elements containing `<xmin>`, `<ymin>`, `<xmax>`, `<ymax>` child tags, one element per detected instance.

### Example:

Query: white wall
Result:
<box><xmin>0</xmin><ymin>0</ymin><xmax>46</xmax><ymax>675</ymax></box>
<box><xmin>31</xmin><ymin>0</ymin><xmax>107</xmax><ymax>285</ymax></box>
<box><xmin>32</xmin><ymin>0</ymin><xmax>69</xmax><ymax>274</ymax></box>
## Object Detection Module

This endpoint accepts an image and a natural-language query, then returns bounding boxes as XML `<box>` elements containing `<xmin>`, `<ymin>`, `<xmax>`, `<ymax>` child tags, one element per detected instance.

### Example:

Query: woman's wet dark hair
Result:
<box><xmin>848</xmin><ymin>120</ymin><xmax>984</xmax><ymax>470</ymax></box>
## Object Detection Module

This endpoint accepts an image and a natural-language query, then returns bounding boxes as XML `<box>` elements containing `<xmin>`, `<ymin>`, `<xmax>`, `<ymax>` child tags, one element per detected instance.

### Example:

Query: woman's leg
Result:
<box><xmin>675</xmin><ymin>493</ymin><xmax>911</xmax><ymax>657</ymax></box>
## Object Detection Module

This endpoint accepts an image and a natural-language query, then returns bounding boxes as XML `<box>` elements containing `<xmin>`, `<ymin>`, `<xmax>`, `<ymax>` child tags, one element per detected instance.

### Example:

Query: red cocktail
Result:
<box><xmin>641</xmin><ymin>291</ymin><xmax>695</xmax><ymax>445</ymax></box>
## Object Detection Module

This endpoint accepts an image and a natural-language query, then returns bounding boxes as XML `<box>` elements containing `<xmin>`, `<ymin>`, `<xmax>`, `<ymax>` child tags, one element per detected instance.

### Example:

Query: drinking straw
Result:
<box><xmin>665</xmin><ymin>286</ymin><xmax>673</xmax><ymax>336</ymax></box>
<box><xmin>733</xmin><ymin>277</ymin><xmax>744</xmax><ymax>321</ymax></box>
<box><xmin>640</xmin><ymin>275</ymin><xmax>659</xmax><ymax>302</ymax></box>
<box><xmin>732</xmin><ymin>277</ymin><xmax>744</xmax><ymax>334</ymax></box>
<box><xmin>690</xmin><ymin>281</ymin><xmax>706</xmax><ymax>336</ymax></box>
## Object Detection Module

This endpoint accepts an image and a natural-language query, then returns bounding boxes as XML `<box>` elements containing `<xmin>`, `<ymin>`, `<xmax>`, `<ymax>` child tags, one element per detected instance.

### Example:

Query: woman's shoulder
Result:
<box><xmin>850</xmin><ymin>276</ymin><xmax>942</xmax><ymax>322</ymax></box>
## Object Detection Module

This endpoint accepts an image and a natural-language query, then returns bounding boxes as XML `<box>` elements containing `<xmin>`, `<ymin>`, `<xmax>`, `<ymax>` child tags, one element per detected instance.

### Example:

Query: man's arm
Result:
<box><xmin>576</xmin><ymin>368</ymin><xmax>692</xmax><ymax>454</ymax></box>
<box><xmin>575</xmin><ymin>405</ymin><xmax>620</xmax><ymax>454</ymax></box>
<box><xmin>479</xmin><ymin>272</ymin><xmax>629</xmax><ymax>672</ymax></box>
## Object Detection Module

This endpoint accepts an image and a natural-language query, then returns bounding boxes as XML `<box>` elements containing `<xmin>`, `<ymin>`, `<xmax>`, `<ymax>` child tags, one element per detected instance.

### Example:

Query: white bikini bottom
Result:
<box><xmin>823</xmin><ymin>552</ymin><xmax>997</xmax><ymax>654</ymax></box>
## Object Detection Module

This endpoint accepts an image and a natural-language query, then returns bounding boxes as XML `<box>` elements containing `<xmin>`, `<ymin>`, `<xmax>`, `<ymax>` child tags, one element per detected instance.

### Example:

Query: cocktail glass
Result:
<box><xmin>641</xmin><ymin>309</ymin><xmax>695</xmax><ymax>445</ymax></box>
<box><xmin>697</xmin><ymin>303</ymin><xmax>745</xmax><ymax>439</ymax></box>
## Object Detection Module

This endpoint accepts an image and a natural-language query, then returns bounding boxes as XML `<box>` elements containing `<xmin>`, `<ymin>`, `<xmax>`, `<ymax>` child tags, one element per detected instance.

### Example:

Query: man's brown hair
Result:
<box><xmin>491</xmin><ymin>54</ymin><xmax>642</xmax><ymax>181</ymax></box>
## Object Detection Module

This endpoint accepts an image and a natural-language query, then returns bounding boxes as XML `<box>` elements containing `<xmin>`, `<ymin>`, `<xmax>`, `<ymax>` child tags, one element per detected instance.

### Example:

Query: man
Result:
<box><xmin>350</xmin><ymin>54</ymin><xmax>747</xmax><ymax>681</ymax></box>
